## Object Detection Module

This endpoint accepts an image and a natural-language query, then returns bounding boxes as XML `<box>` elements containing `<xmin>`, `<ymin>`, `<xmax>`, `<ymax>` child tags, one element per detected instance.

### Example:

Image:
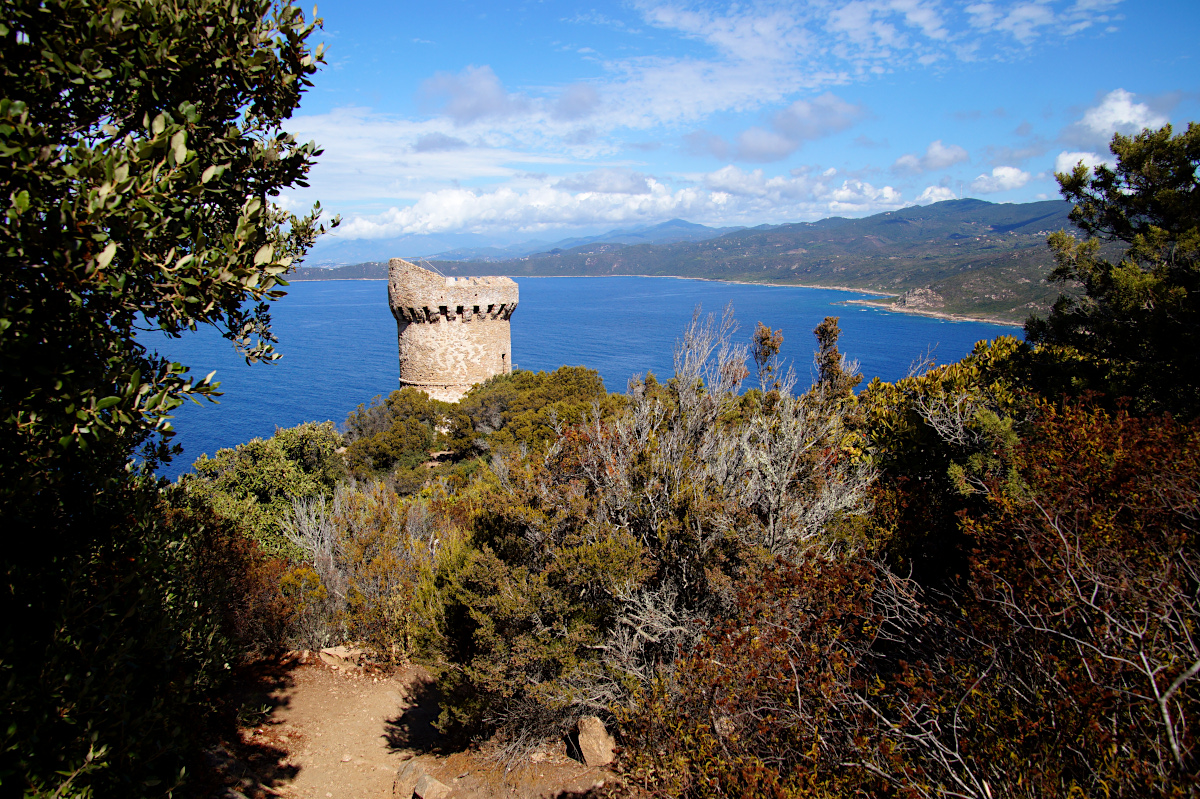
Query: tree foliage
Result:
<box><xmin>0</xmin><ymin>0</ymin><xmax>334</xmax><ymax>505</ymax></box>
<box><xmin>0</xmin><ymin>1</ymin><xmax>330</xmax><ymax>794</ymax></box>
<box><xmin>1027</xmin><ymin>122</ymin><xmax>1200</xmax><ymax>417</ymax></box>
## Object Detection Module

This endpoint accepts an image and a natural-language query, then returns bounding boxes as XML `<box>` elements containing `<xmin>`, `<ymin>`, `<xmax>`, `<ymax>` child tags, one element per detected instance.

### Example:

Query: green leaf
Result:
<box><xmin>95</xmin><ymin>241</ymin><xmax>117</xmax><ymax>269</ymax></box>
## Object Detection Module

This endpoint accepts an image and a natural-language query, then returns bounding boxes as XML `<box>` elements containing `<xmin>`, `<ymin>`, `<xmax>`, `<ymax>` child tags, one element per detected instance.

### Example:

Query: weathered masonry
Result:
<box><xmin>387</xmin><ymin>258</ymin><xmax>518</xmax><ymax>403</ymax></box>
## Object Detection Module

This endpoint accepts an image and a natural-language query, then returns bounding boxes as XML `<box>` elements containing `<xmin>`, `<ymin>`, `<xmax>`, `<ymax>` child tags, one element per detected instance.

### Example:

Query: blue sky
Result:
<box><xmin>282</xmin><ymin>0</ymin><xmax>1200</xmax><ymax>247</ymax></box>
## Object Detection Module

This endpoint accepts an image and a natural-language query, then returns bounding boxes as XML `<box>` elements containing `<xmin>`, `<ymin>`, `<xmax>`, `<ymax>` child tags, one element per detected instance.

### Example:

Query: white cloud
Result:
<box><xmin>826</xmin><ymin>178</ymin><xmax>903</xmax><ymax>212</ymax></box>
<box><xmin>1054</xmin><ymin>150</ymin><xmax>1108</xmax><ymax>173</ymax></box>
<box><xmin>553</xmin><ymin>84</ymin><xmax>601</xmax><ymax>121</ymax></box>
<box><xmin>283</xmin><ymin>107</ymin><xmax>589</xmax><ymax>210</ymax></box>
<box><xmin>917</xmin><ymin>185</ymin><xmax>958</xmax><ymax>203</ymax></box>
<box><xmin>412</xmin><ymin>133</ymin><xmax>468</xmax><ymax>153</ymax></box>
<box><xmin>1080</xmin><ymin>88</ymin><xmax>1168</xmax><ymax>138</ymax></box>
<box><xmin>892</xmin><ymin>139</ymin><xmax>970</xmax><ymax>173</ymax></box>
<box><xmin>555</xmin><ymin>168</ymin><xmax>653</xmax><ymax>194</ymax></box>
<box><xmin>592</xmin><ymin>2</ymin><xmax>1115</xmax><ymax>133</ymax></box>
<box><xmin>772</xmin><ymin>92</ymin><xmax>867</xmax><ymax>141</ymax></box>
<box><xmin>695</xmin><ymin>92</ymin><xmax>868</xmax><ymax>163</ymax></box>
<box><xmin>923</xmin><ymin>139</ymin><xmax>971</xmax><ymax>170</ymax></box>
<box><xmin>1060</xmin><ymin>88</ymin><xmax>1171</xmax><ymax>150</ymax></box>
<box><xmin>823</xmin><ymin>0</ymin><xmax>951</xmax><ymax>63</ymax></box>
<box><xmin>735</xmin><ymin>127</ymin><xmax>799</xmax><ymax>162</ymax></box>
<box><xmin>420</xmin><ymin>65</ymin><xmax>529</xmax><ymax>126</ymax></box>
<box><xmin>965</xmin><ymin>0</ymin><xmax>1122</xmax><ymax>44</ymax></box>
<box><xmin>970</xmin><ymin>165</ymin><xmax>1030</xmax><ymax>193</ymax></box>
<box><xmin>326</xmin><ymin>165</ymin><xmax>907</xmax><ymax>238</ymax></box>
<box><xmin>640</xmin><ymin>4</ymin><xmax>811</xmax><ymax>64</ymax></box>
<box><xmin>992</xmin><ymin>3</ymin><xmax>1056</xmax><ymax>43</ymax></box>
<box><xmin>332</xmin><ymin>182</ymin><xmax>704</xmax><ymax>238</ymax></box>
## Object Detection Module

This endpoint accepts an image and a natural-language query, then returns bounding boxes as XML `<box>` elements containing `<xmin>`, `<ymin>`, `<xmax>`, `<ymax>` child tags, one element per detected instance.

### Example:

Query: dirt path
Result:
<box><xmin>264</xmin><ymin>662</ymin><xmax>418</xmax><ymax>798</ymax></box>
<box><xmin>208</xmin><ymin>654</ymin><xmax>615</xmax><ymax>799</ymax></box>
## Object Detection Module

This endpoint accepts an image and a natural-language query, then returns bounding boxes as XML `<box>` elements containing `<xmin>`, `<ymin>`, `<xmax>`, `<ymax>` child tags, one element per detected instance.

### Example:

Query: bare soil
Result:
<box><xmin>201</xmin><ymin>653</ymin><xmax>620</xmax><ymax>799</ymax></box>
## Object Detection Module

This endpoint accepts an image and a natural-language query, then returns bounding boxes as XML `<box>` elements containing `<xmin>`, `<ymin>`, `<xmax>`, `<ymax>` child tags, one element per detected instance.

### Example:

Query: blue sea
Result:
<box><xmin>144</xmin><ymin>277</ymin><xmax>1017</xmax><ymax>480</ymax></box>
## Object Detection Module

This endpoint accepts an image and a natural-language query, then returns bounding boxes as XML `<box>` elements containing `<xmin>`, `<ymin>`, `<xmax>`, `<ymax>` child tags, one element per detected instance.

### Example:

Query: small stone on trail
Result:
<box><xmin>340</xmin><ymin>753</ymin><xmax>352</xmax><ymax>762</ymax></box>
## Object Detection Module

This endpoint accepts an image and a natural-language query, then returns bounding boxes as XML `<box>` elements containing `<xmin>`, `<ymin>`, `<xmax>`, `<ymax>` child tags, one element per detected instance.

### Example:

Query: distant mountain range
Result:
<box><xmin>293</xmin><ymin>199</ymin><xmax>1097</xmax><ymax>324</ymax></box>
<box><xmin>303</xmin><ymin>218</ymin><xmax>743</xmax><ymax>266</ymax></box>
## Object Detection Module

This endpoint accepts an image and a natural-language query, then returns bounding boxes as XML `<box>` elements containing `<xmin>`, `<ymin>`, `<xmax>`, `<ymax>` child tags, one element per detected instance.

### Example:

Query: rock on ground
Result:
<box><xmin>413</xmin><ymin>773</ymin><xmax>452</xmax><ymax>799</ymax></box>
<box><xmin>575</xmin><ymin>717</ymin><xmax>616</xmax><ymax>768</ymax></box>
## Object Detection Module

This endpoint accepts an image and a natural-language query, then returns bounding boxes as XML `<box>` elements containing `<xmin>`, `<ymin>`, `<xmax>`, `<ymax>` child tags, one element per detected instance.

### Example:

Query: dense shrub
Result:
<box><xmin>334</xmin><ymin>369</ymin><xmax>617</xmax><ymax>496</ymax></box>
<box><xmin>282</xmin><ymin>478</ymin><xmax>471</xmax><ymax>659</ymax></box>
<box><xmin>342</xmin><ymin>388</ymin><xmax>451</xmax><ymax>485</ymax></box>
<box><xmin>618</xmin><ymin>557</ymin><xmax>901</xmax><ymax>798</ymax></box>
<box><xmin>427</xmin><ymin>312</ymin><xmax>875</xmax><ymax>747</ymax></box>
<box><xmin>0</xmin><ymin>479</ymin><xmax>289</xmax><ymax>797</ymax></box>
<box><xmin>964</xmin><ymin>403</ymin><xmax>1200</xmax><ymax>796</ymax></box>
<box><xmin>619</xmin><ymin>398</ymin><xmax>1200</xmax><ymax>799</ymax></box>
<box><xmin>445</xmin><ymin>365</ymin><xmax>620</xmax><ymax>457</ymax></box>
<box><xmin>183</xmin><ymin>421</ymin><xmax>345</xmax><ymax>554</ymax></box>
<box><xmin>856</xmin><ymin>335</ymin><xmax>1030</xmax><ymax>584</ymax></box>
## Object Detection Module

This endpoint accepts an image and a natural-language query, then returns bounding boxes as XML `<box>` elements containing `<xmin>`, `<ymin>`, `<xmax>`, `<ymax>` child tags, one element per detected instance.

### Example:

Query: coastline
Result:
<box><xmin>289</xmin><ymin>273</ymin><xmax>1019</xmax><ymax>327</ymax></box>
<box><xmin>495</xmin><ymin>272</ymin><xmax>895</xmax><ymax>297</ymax></box>
<box><xmin>291</xmin><ymin>272</ymin><xmax>888</xmax><ymax>297</ymax></box>
<box><xmin>841</xmin><ymin>298</ymin><xmax>1023</xmax><ymax>327</ymax></box>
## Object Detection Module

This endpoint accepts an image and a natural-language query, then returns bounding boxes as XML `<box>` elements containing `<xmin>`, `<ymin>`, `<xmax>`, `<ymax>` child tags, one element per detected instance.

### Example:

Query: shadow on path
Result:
<box><xmin>384</xmin><ymin>669</ymin><xmax>447</xmax><ymax>754</ymax></box>
<box><xmin>187</xmin><ymin>651</ymin><xmax>308</xmax><ymax>798</ymax></box>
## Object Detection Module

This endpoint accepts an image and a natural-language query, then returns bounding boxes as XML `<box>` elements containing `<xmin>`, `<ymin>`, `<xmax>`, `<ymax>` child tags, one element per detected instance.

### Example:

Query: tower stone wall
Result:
<box><xmin>387</xmin><ymin>258</ymin><xmax>518</xmax><ymax>403</ymax></box>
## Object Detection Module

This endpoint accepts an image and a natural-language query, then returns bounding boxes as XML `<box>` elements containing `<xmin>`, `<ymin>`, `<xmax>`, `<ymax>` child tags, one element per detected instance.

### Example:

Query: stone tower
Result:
<box><xmin>387</xmin><ymin>258</ymin><xmax>518</xmax><ymax>403</ymax></box>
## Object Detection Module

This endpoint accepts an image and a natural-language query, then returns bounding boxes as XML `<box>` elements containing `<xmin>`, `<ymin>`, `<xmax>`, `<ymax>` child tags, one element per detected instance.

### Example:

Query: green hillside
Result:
<box><xmin>293</xmin><ymin>199</ymin><xmax>1096</xmax><ymax>324</ymax></box>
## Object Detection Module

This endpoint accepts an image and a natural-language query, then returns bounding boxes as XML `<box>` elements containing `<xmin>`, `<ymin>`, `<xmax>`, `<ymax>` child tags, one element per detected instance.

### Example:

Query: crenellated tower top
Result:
<box><xmin>387</xmin><ymin>258</ymin><xmax>518</xmax><ymax>402</ymax></box>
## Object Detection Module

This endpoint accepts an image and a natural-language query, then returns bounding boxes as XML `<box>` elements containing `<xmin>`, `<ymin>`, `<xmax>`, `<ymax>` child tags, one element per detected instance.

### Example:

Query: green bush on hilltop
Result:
<box><xmin>343</xmin><ymin>388</ymin><xmax>449</xmax><ymax>476</ymax></box>
<box><xmin>321</xmin><ymin>367</ymin><xmax>620</xmax><ymax>497</ymax></box>
<box><xmin>340</xmin><ymin>387</ymin><xmax>451</xmax><ymax>495</ymax></box>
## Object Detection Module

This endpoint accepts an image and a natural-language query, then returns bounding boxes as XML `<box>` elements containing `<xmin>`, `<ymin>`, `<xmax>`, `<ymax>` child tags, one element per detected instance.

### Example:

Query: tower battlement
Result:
<box><xmin>387</xmin><ymin>258</ymin><xmax>518</xmax><ymax>403</ymax></box>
